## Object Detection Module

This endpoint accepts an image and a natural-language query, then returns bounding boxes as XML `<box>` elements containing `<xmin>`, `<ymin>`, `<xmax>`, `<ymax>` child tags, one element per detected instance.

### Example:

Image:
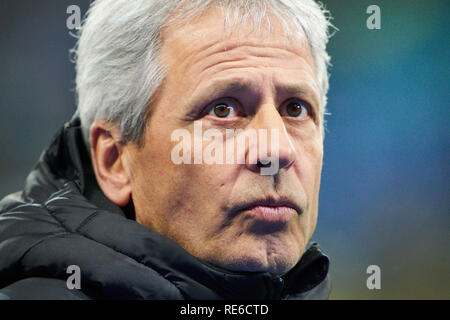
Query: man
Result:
<box><xmin>0</xmin><ymin>0</ymin><xmax>333</xmax><ymax>299</ymax></box>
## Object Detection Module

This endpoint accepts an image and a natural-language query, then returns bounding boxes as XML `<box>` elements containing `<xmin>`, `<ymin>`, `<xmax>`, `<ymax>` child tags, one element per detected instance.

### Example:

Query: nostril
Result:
<box><xmin>257</xmin><ymin>159</ymin><xmax>271</xmax><ymax>168</ymax></box>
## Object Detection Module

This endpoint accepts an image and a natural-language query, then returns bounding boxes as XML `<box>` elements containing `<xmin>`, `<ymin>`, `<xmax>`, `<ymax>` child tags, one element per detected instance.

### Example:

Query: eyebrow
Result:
<box><xmin>205</xmin><ymin>80</ymin><xmax>250</xmax><ymax>97</ymax></box>
<box><xmin>187</xmin><ymin>79</ymin><xmax>253</xmax><ymax>113</ymax></box>
<box><xmin>278</xmin><ymin>83</ymin><xmax>320</xmax><ymax>107</ymax></box>
<box><xmin>283</xmin><ymin>84</ymin><xmax>310</xmax><ymax>95</ymax></box>
<box><xmin>188</xmin><ymin>78</ymin><xmax>320</xmax><ymax>115</ymax></box>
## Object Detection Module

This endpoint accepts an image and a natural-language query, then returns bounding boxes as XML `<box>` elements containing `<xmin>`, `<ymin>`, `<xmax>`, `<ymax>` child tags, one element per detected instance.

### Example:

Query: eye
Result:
<box><xmin>207</xmin><ymin>99</ymin><xmax>239</xmax><ymax>118</ymax></box>
<box><xmin>282</xmin><ymin>100</ymin><xmax>311</xmax><ymax>120</ymax></box>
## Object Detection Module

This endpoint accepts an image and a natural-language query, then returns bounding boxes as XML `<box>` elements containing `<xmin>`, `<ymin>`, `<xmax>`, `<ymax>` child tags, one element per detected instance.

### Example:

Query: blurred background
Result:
<box><xmin>0</xmin><ymin>0</ymin><xmax>448</xmax><ymax>299</ymax></box>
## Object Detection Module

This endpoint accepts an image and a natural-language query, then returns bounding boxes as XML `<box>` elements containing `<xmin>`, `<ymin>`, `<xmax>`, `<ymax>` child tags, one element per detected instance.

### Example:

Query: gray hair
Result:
<box><xmin>73</xmin><ymin>0</ymin><xmax>334</xmax><ymax>147</ymax></box>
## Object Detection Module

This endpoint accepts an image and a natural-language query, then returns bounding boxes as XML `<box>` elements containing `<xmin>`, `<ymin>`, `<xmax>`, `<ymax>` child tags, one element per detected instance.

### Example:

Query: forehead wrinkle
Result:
<box><xmin>164</xmin><ymin>8</ymin><xmax>303</xmax><ymax>64</ymax></box>
<box><xmin>162</xmin><ymin>13</ymin><xmax>315</xmax><ymax>96</ymax></box>
<box><xmin>171</xmin><ymin>21</ymin><xmax>308</xmax><ymax>72</ymax></box>
<box><xmin>188</xmin><ymin>45</ymin><xmax>314</xmax><ymax>100</ymax></box>
<box><xmin>161</xmin><ymin>8</ymin><xmax>320</xmax><ymax>116</ymax></box>
<box><xmin>161</xmin><ymin>6</ymin><xmax>317</xmax><ymax>88</ymax></box>
<box><xmin>197</xmin><ymin>44</ymin><xmax>304</xmax><ymax>75</ymax></box>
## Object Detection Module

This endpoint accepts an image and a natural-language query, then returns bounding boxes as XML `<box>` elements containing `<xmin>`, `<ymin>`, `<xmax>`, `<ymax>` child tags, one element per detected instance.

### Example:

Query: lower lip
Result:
<box><xmin>245</xmin><ymin>205</ymin><xmax>297</xmax><ymax>223</ymax></box>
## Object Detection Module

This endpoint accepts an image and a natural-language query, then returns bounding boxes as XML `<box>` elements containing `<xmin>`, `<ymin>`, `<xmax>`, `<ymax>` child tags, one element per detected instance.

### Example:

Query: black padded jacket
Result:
<box><xmin>0</xmin><ymin>115</ymin><xmax>331</xmax><ymax>300</ymax></box>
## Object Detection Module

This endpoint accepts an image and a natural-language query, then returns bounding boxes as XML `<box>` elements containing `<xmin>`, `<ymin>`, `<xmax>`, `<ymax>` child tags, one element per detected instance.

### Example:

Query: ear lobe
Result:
<box><xmin>90</xmin><ymin>120</ymin><xmax>131</xmax><ymax>207</ymax></box>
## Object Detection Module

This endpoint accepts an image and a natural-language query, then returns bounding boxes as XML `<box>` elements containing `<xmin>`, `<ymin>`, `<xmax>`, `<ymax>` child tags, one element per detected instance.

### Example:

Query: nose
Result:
<box><xmin>244</xmin><ymin>104</ymin><xmax>296</xmax><ymax>175</ymax></box>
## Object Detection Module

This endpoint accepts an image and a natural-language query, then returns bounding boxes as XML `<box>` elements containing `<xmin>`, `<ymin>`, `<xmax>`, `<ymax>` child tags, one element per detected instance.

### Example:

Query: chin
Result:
<box><xmin>217</xmin><ymin>239</ymin><xmax>303</xmax><ymax>275</ymax></box>
<box><xmin>224</xmin><ymin>255</ymin><xmax>298</xmax><ymax>275</ymax></box>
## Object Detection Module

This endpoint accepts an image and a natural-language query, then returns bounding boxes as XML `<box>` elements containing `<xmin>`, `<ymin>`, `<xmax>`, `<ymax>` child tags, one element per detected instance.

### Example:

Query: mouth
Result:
<box><xmin>232</xmin><ymin>197</ymin><xmax>302</xmax><ymax>224</ymax></box>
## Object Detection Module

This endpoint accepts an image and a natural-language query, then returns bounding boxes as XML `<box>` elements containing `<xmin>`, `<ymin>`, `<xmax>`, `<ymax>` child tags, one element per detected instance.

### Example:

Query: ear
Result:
<box><xmin>89</xmin><ymin>120</ymin><xmax>131</xmax><ymax>207</ymax></box>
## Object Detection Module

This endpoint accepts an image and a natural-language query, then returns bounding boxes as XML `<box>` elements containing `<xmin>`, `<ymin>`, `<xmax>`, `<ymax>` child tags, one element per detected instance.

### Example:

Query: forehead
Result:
<box><xmin>157</xmin><ymin>7</ymin><xmax>319</xmax><ymax>110</ymax></box>
<box><xmin>161</xmin><ymin>7</ymin><xmax>314</xmax><ymax>70</ymax></box>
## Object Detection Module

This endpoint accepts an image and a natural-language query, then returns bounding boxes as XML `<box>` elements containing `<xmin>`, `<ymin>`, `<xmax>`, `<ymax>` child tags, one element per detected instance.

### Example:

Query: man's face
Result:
<box><xmin>124</xmin><ymin>9</ymin><xmax>324</xmax><ymax>275</ymax></box>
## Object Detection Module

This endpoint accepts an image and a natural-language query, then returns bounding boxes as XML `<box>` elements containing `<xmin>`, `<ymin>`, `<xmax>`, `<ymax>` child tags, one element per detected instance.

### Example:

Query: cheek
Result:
<box><xmin>293</xmin><ymin>137</ymin><xmax>323</xmax><ymax>194</ymax></box>
<box><xmin>162</xmin><ymin>163</ymin><xmax>237</xmax><ymax>249</ymax></box>
<box><xmin>301</xmin><ymin>139</ymin><xmax>323</xmax><ymax>234</ymax></box>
